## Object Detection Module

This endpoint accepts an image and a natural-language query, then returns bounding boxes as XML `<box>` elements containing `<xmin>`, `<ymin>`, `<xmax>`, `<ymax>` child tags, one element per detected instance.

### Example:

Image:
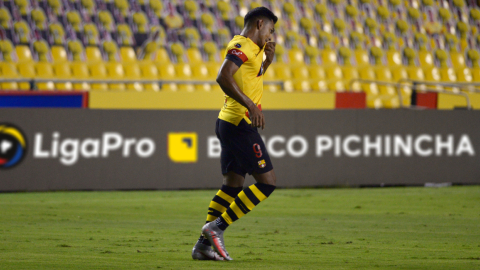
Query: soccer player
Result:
<box><xmin>191</xmin><ymin>7</ymin><xmax>278</xmax><ymax>261</ymax></box>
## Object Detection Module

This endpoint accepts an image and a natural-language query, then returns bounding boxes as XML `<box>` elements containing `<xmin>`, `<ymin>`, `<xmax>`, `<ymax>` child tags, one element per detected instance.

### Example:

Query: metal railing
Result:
<box><xmin>348</xmin><ymin>78</ymin><xmax>474</xmax><ymax>110</ymax></box>
<box><xmin>0</xmin><ymin>78</ymin><xmax>285</xmax><ymax>90</ymax></box>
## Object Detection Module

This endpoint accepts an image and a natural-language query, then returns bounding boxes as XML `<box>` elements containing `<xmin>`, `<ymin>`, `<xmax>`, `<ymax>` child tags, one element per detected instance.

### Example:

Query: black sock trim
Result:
<box><xmin>221</xmin><ymin>185</ymin><xmax>243</xmax><ymax>198</ymax></box>
<box><xmin>207</xmin><ymin>207</ymin><xmax>223</xmax><ymax>218</ymax></box>
<box><xmin>212</xmin><ymin>196</ymin><xmax>231</xmax><ymax>208</ymax></box>
<box><xmin>255</xmin><ymin>183</ymin><xmax>276</xmax><ymax>197</ymax></box>
<box><xmin>225</xmin><ymin>208</ymin><xmax>238</xmax><ymax>222</ymax></box>
<box><xmin>217</xmin><ymin>216</ymin><xmax>229</xmax><ymax>230</ymax></box>
<box><xmin>243</xmin><ymin>187</ymin><xmax>260</xmax><ymax>205</ymax></box>
<box><xmin>235</xmin><ymin>197</ymin><xmax>250</xmax><ymax>214</ymax></box>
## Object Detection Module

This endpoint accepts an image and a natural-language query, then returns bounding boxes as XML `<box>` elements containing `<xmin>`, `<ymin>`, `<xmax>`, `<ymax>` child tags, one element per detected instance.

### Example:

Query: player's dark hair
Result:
<box><xmin>244</xmin><ymin>7</ymin><xmax>278</xmax><ymax>26</ymax></box>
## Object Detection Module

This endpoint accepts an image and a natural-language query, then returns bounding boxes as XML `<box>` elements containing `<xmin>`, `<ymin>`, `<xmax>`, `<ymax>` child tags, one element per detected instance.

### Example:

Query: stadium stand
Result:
<box><xmin>1</xmin><ymin>0</ymin><xmax>480</xmax><ymax>109</ymax></box>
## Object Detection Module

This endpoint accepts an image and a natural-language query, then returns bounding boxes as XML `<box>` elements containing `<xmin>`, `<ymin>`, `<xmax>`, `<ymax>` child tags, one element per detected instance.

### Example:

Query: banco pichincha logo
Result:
<box><xmin>0</xmin><ymin>123</ymin><xmax>27</xmax><ymax>169</ymax></box>
<box><xmin>168</xmin><ymin>132</ymin><xmax>197</xmax><ymax>163</ymax></box>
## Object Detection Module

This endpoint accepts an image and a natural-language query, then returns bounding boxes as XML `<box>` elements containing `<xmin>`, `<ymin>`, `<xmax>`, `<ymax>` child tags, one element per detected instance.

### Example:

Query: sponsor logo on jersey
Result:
<box><xmin>0</xmin><ymin>123</ymin><xmax>27</xmax><ymax>169</ymax></box>
<box><xmin>168</xmin><ymin>132</ymin><xmax>198</xmax><ymax>163</ymax></box>
<box><xmin>227</xmin><ymin>49</ymin><xmax>248</xmax><ymax>62</ymax></box>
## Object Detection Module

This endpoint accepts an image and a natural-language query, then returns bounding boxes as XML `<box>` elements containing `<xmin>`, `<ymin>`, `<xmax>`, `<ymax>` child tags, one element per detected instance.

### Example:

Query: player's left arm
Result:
<box><xmin>262</xmin><ymin>42</ymin><xmax>276</xmax><ymax>73</ymax></box>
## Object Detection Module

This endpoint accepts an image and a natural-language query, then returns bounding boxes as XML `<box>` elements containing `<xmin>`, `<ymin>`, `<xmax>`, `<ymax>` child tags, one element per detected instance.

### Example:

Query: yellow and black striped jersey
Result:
<box><xmin>218</xmin><ymin>35</ymin><xmax>266</xmax><ymax>126</ymax></box>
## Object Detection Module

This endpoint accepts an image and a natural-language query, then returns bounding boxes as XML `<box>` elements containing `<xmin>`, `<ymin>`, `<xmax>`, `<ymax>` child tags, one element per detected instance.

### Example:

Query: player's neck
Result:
<box><xmin>240</xmin><ymin>28</ymin><xmax>261</xmax><ymax>48</ymax></box>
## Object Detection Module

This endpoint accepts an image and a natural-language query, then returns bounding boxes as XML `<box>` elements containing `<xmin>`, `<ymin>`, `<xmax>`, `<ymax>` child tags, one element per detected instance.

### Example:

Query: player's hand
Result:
<box><xmin>248</xmin><ymin>105</ymin><xmax>265</xmax><ymax>130</ymax></box>
<box><xmin>265</xmin><ymin>42</ymin><xmax>276</xmax><ymax>63</ymax></box>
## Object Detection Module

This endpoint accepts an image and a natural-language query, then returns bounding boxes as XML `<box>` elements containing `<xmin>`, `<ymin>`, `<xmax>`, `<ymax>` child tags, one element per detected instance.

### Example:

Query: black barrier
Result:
<box><xmin>0</xmin><ymin>109</ymin><xmax>479</xmax><ymax>191</ymax></box>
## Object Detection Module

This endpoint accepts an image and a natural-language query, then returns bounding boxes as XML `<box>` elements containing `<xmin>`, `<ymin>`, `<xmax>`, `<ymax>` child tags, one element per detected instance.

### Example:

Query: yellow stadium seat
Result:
<box><xmin>34</xmin><ymin>62</ymin><xmax>56</xmax><ymax>91</ymax></box>
<box><xmin>325</xmin><ymin>65</ymin><xmax>342</xmax><ymax>80</ymax></box>
<box><xmin>133</xmin><ymin>11</ymin><xmax>149</xmax><ymax>33</ymax></box>
<box><xmin>114</xmin><ymin>0</ymin><xmax>130</xmax><ymax>17</ymax></box>
<box><xmin>117</xmin><ymin>24</ymin><xmax>134</xmax><ymax>46</ymax></box>
<box><xmin>341</xmin><ymin>66</ymin><xmax>360</xmax><ymax>91</ymax></box>
<box><xmin>423</xmin><ymin>67</ymin><xmax>442</xmax><ymax>90</ymax></box>
<box><xmin>450</xmin><ymin>51</ymin><xmax>466</xmax><ymax>69</ymax></box>
<box><xmin>327</xmin><ymin>80</ymin><xmax>346</xmax><ymax>92</ymax></box>
<box><xmin>309</xmin><ymin>63</ymin><xmax>328</xmax><ymax>91</ymax></box>
<box><xmin>358</xmin><ymin>66</ymin><xmax>378</xmax><ymax>95</ymax></box>
<box><xmin>123</xmin><ymin>63</ymin><xmax>143</xmax><ymax>91</ymax></box>
<box><xmin>31</xmin><ymin>8</ymin><xmax>47</xmax><ymax>30</ymax></box>
<box><xmin>263</xmin><ymin>67</ymin><xmax>280</xmax><ymax>92</ymax></box>
<box><xmin>105</xmin><ymin>62</ymin><xmax>126</xmax><ymax>90</ymax></box>
<box><xmin>98</xmin><ymin>10</ymin><xmax>114</xmax><ymax>32</ymax></box>
<box><xmin>53</xmin><ymin>62</ymin><xmax>73</xmax><ymax>90</ymax></box>
<box><xmin>374</xmin><ymin>66</ymin><xmax>396</xmax><ymax>96</ymax></box>
<box><xmin>406</xmin><ymin>66</ymin><xmax>425</xmax><ymax>81</ymax></box>
<box><xmin>70</xmin><ymin>62</ymin><xmax>91</xmax><ymax>90</ymax></box>
<box><xmin>16</xmin><ymin>62</ymin><xmax>35</xmax><ymax>90</ymax></box>
<box><xmin>89</xmin><ymin>62</ymin><xmax>108</xmax><ymax>90</ymax></box>
<box><xmin>47</xmin><ymin>0</ymin><xmax>63</xmax><ymax>16</ymax></box>
<box><xmin>310</xmin><ymin>79</ymin><xmax>328</xmax><ymax>92</ymax></box>
<box><xmin>49</xmin><ymin>23</ymin><xmax>66</xmax><ymax>46</ymax></box>
<box><xmin>471</xmin><ymin>68</ymin><xmax>480</xmax><ymax>82</ymax></box>
<box><xmin>174</xmin><ymin>63</ymin><xmax>195</xmax><ymax>91</ymax></box>
<box><xmin>439</xmin><ymin>68</ymin><xmax>457</xmax><ymax>83</ymax></box>
<box><xmin>86</xmin><ymin>46</ymin><xmax>103</xmax><ymax>62</ymax></box>
<box><xmin>308</xmin><ymin>65</ymin><xmax>326</xmax><ymax>80</ymax></box>
<box><xmin>354</xmin><ymin>49</ymin><xmax>369</xmax><ymax>67</ymax></box>
<box><xmin>288</xmin><ymin>48</ymin><xmax>304</xmax><ymax>66</ymax></box>
<box><xmin>187</xmin><ymin>47</ymin><xmax>203</xmax><ymax>64</ymax></box>
<box><xmin>80</xmin><ymin>0</ymin><xmax>96</xmax><ymax>16</ymax></box>
<box><xmin>366</xmin><ymin>97</ymin><xmax>383</xmax><ymax>109</ymax></box>
<box><xmin>271</xmin><ymin>62</ymin><xmax>292</xmax><ymax>80</ymax></box>
<box><xmin>390</xmin><ymin>66</ymin><xmax>411</xmax><ymax>106</ymax></box>
<box><xmin>292</xmin><ymin>65</ymin><xmax>312</xmax><ymax>92</ymax></box>
<box><xmin>154</xmin><ymin>47</ymin><xmax>171</xmax><ymax>63</ymax></box>
<box><xmin>391</xmin><ymin>66</ymin><xmax>408</xmax><ymax>82</ymax></box>
<box><xmin>0</xmin><ymin>62</ymin><xmax>19</xmax><ymax>90</ymax></box>
<box><xmin>191</xmin><ymin>63</ymin><xmax>214</xmax><ymax>91</ymax></box>
<box><xmin>15</xmin><ymin>45</ymin><xmax>33</xmax><ymax>63</ymax></box>
<box><xmin>439</xmin><ymin>67</ymin><xmax>458</xmax><ymax>92</ymax></box>
<box><xmin>120</xmin><ymin>47</ymin><xmax>137</xmax><ymax>63</ymax></box>
<box><xmin>418</xmin><ymin>50</ymin><xmax>434</xmax><ymax>68</ymax></box>
<box><xmin>386</xmin><ymin>50</ymin><xmax>402</xmax><ymax>67</ymax></box>
<box><xmin>205</xmin><ymin>62</ymin><xmax>222</xmax><ymax>92</ymax></box>
<box><xmin>0</xmin><ymin>8</ymin><xmax>12</xmax><ymax>30</ymax></box>
<box><xmin>292</xmin><ymin>79</ymin><xmax>311</xmax><ymax>92</ymax></box>
<box><xmin>456</xmin><ymin>67</ymin><xmax>473</xmax><ymax>82</ymax></box>
<box><xmin>156</xmin><ymin>63</ymin><xmax>177</xmax><ymax>91</ymax></box>
<box><xmin>14</xmin><ymin>20</ymin><xmax>30</xmax><ymax>44</ymax></box>
<box><xmin>66</xmin><ymin>11</ymin><xmax>82</xmax><ymax>31</ymax></box>
<box><xmin>320</xmin><ymin>49</ymin><xmax>337</xmax><ymax>66</ymax></box>
<box><xmin>291</xmin><ymin>65</ymin><xmax>309</xmax><ymax>80</ymax></box>
<box><xmin>51</xmin><ymin>46</ymin><xmax>68</xmax><ymax>62</ymax></box>
<box><xmin>271</xmin><ymin>63</ymin><xmax>292</xmax><ymax>92</ymax></box>
<box><xmin>138</xmin><ymin>61</ymin><xmax>160</xmax><ymax>91</ymax></box>
<box><xmin>84</xmin><ymin>23</ymin><xmax>100</xmax><ymax>46</ymax></box>
<box><xmin>325</xmin><ymin>65</ymin><xmax>343</xmax><ymax>92</ymax></box>
<box><xmin>381</xmin><ymin>95</ymin><xmax>401</xmax><ymax>109</ymax></box>
<box><xmin>14</xmin><ymin>0</ymin><xmax>29</xmax><ymax>16</ymax></box>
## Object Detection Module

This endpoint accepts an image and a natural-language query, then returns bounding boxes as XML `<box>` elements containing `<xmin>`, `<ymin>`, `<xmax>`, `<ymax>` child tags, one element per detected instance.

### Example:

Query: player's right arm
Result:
<box><xmin>216</xmin><ymin>59</ymin><xmax>265</xmax><ymax>129</ymax></box>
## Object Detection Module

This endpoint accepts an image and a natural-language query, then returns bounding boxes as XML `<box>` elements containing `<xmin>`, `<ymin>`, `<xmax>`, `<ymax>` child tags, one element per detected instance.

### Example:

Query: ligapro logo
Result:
<box><xmin>0</xmin><ymin>123</ymin><xmax>27</xmax><ymax>169</ymax></box>
<box><xmin>33</xmin><ymin>132</ymin><xmax>156</xmax><ymax>165</ymax></box>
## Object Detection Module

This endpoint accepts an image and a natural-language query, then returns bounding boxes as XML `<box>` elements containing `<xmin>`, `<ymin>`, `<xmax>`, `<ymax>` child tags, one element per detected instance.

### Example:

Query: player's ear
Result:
<box><xmin>257</xmin><ymin>19</ymin><xmax>263</xmax><ymax>30</ymax></box>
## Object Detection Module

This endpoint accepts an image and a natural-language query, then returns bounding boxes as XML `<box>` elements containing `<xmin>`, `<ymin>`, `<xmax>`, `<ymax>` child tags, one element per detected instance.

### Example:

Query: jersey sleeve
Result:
<box><xmin>224</xmin><ymin>40</ymin><xmax>251</xmax><ymax>67</ymax></box>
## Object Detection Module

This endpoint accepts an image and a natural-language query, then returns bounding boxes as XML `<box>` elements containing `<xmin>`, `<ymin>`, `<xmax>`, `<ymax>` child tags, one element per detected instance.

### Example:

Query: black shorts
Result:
<box><xmin>215</xmin><ymin>119</ymin><xmax>273</xmax><ymax>178</ymax></box>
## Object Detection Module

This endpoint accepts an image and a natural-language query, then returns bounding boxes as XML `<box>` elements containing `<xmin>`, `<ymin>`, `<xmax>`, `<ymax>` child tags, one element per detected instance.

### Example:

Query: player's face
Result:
<box><xmin>259</xmin><ymin>19</ymin><xmax>275</xmax><ymax>48</ymax></box>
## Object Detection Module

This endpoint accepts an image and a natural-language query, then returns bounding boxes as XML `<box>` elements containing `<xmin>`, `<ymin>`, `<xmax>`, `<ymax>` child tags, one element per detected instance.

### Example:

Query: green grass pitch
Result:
<box><xmin>1</xmin><ymin>186</ymin><xmax>479</xmax><ymax>269</ymax></box>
